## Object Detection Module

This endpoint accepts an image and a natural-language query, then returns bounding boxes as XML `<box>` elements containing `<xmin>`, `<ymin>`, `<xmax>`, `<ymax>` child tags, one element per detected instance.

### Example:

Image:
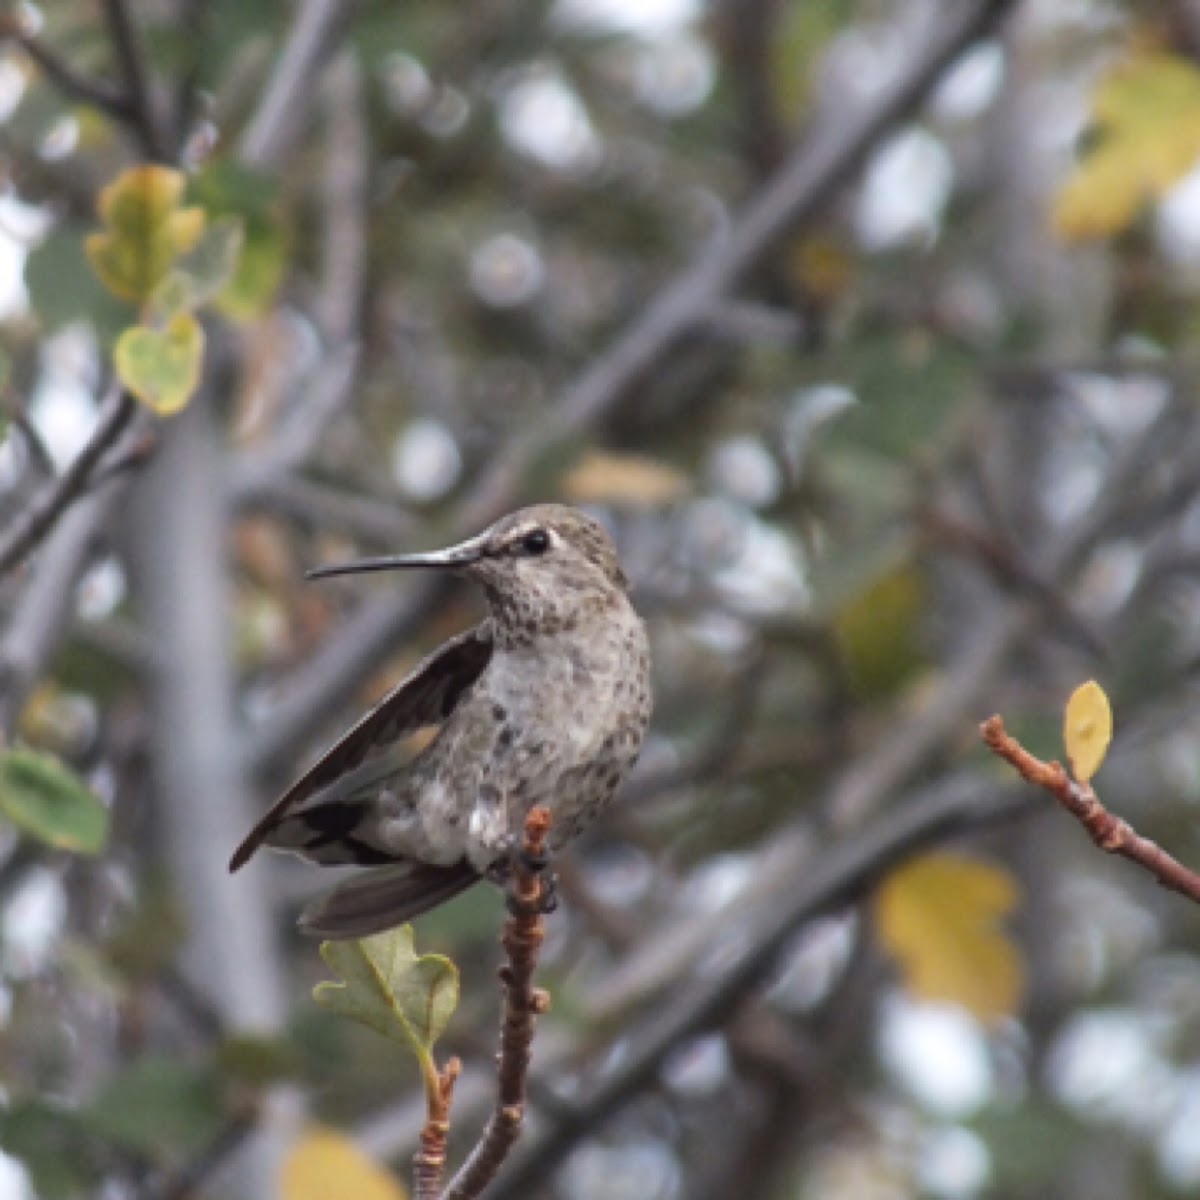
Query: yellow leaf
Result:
<box><xmin>1052</xmin><ymin>50</ymin><xmax>1200</xmax><ymax>241</ymax></box>
<box><xmin>874</xmin><ymin>853</ymin><xmax>1024</xmax><ymax>1024</ymax></box>
<box><xmin>833</xmin><ymin>566</ymin><xmax>926</xmax><ymax>700</ymax></box>
<box><xmin>281</xmin><ymin>1127</ymin><xmax>406</xmax><ymax>1200</ymax></box>
<box><xmin>560</xmin><ymin>451</ymin><xmax>688</xmax><ymax>507</ymax></box>
<box><xmin>86</xmin><ymin>166</ymin><xmax>207</xmax><ymax>303</ymax></box>
<box><xmin>114</xmin><ymin>313</ymin><xmax>205</xmax><ymax>415</ymax></box>
<box><xmin>96</xmin><ymin>165</ymin><xmax>186</xmax><ymax>233</ymax></box>
<box><xmin>1063</xmin><ymin>679</ymin><xmax>1113</xmax><ymax>783</ymax></box>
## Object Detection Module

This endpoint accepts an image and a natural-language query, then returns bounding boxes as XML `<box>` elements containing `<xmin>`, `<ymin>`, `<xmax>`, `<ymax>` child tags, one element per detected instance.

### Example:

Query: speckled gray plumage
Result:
<box><xmin>230</xmin><ymin>505</ymin><xmax>652</xmax><ymax>938</ymax></box>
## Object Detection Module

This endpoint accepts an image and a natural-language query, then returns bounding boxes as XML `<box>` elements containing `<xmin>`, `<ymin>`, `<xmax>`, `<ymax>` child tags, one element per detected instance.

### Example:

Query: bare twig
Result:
<box><xmin>0</xmin><ymin>388</ymin><xmax>138</xmax><ymax>579</ymax></box>
<box><xmin>316</xmin><ymin>50</ymin><xmax>367</xmax><ymax>343</ymax></box>
<box><xmin>230</xmin><ymin>345</ymin><xmax>360</xmax><ymax>491</ymax></box>
<box><xmin>917</xmin><ymin>504</ymin><xmax>1106</xmax><ymax>659</ymax></box>
<box><xmin>980</xmin><ymin>714</ymin><xmax>1200</xmax><ymax>905</ymax></box>
<box><xmin>0</xmin><ymin>11</ymin><xmax>131</xmax><ymax>118</ymax></box>
<box><xmin>239</xmin><ymin>0</ymin><xmax>364</xmax><ymax>172</ymax></box>
<box><xmin>134</xmin><ymin>387</ymin><xmax>297</xmax><ymax>1196</ymax></box>
<box><xmin>413</xmin><ymin>1058</ymin><xmax>460</xmax><ymax>1200</ymax></box>
<box><xmin>101</xmin><ymin>0</ymin><xmax>169</xmax><ymax>159</ymax></box>
<box><xmin>444</xmin><ymin>807</ymin><xmax>553</xmax><ymax>1200</ymax></box>
<box><xmin>170</xmin><ymin>0</ymin><xmax>209</xmax><ymax>155</ymax></box>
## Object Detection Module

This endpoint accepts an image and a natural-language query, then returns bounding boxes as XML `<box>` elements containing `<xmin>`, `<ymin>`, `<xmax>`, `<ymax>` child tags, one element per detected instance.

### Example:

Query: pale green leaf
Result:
<box><xmin>150</xmin><ymin>216</ymin><xmax>246</xmax><ymax>319</ymax></box>
<box><xmin>0</xmin><ymin>746</ymin><xmax>108</xmax><ymax>854</ymax></box>
<box><xmin>313</xmin><ymin>926</ymin><xmax>459</xmax><ymax>1060</ymax></box>
<box><xmin>114</xmin><ymin>313</ymin><xmax>205</xmax><ymax>415</ymax></box>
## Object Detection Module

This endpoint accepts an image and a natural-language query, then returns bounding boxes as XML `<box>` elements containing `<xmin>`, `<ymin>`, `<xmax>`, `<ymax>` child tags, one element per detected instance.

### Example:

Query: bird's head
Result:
<box><xmin>308</xmin><ymin>504</ymin><xmax>631</xmax><ymax>641</ymax></box>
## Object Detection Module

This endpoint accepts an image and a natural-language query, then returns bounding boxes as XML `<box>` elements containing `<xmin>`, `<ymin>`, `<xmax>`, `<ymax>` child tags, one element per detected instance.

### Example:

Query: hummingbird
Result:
<box><xmin>229</xmin><ymin>504</ymin><xmax>652</xmax><ymax>939</ymax></box>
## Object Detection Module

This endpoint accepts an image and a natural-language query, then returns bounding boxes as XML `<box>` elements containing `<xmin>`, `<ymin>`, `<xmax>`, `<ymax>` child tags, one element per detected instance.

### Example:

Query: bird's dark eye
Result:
<box><xmin>521</xmin><ymin>529</ymin><xmax>550</xmax><ymax>555</ymax></box>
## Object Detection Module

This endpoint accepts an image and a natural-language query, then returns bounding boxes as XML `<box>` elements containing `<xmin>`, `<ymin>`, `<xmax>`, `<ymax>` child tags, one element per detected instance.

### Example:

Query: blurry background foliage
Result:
<box><xmin>3</xmin><ymin>1</ymin><xmax>1200</xmax><ymax>1198</ymax></box>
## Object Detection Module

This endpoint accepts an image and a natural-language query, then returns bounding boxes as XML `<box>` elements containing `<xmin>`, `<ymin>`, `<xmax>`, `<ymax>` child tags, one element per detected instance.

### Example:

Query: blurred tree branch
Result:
<box><xmin>0</xmin><ymin>10</ymin><xmax>131</xmax><ymax>120</ymax></box>
<box><xmin>0</xmin><ymin>388</ymin><xmax>137</xmax><ymax>580</ymax></box>
<box><xmin>239</xmin><ymin>0</ymin><xmax>364</xmax><ymax>172</ymax></box>
<box><xmin>0</xmin><ymin>489</ymin><xmax>123</xmax><ymax>738</ymax></box>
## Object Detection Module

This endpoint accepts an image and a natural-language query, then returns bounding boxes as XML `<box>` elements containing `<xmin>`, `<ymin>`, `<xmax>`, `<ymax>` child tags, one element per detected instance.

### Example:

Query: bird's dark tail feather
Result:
<box><xmin>298</xmin><ymin>859</ymin><xmax>481</xmax><ymax>939</ymax></box>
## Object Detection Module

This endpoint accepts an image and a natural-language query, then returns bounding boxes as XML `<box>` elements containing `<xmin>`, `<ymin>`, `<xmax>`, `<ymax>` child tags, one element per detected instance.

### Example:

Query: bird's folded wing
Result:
<box><xmin>229</xmin><ymin>623</ymin><xmax>493</xmax><ymax>870</ymax></box>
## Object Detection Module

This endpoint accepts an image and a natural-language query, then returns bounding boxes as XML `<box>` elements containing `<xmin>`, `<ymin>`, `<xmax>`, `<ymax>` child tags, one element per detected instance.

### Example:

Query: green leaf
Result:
<box><xmin>114</xmin><ymin>313</ymin><xmax>205</xmax><ymax>415</ymax></box>
<box><xmin>314</xmin><ymin>926</ymin><xmax>459</xmax><ymax>1062</ymax></box>
<box><xmin>85</xmin><ymin>165</ymin><xmax>206</xmax><ymax>303</ymax></box>
<box><xmin>0</xmin><ymin>1099</ymin><xmax>95</xmax><ymax>1198</ymax></box>
<box><xmin>214</xmin><ymin>1033</ymin><xmax>302</xmax><ymax>1088</ymax></box>
<box><xmin>81</xmin><ymin>1056</ymin><xmax>224</xmax><ymax>1162</ymax></box>
<box><xmin>191</xmin><ymin>160</ymin><xmax>288</xmax><ymax>320</ymax></box>
<box><xmin>213</xmin><ymin>219</ymin><xmax>287</xmax><ymax>320</ymax></box>
<box><xmin>0</xmin><ymin>747</ymin><xmax>108</xmax><ymax>854</ymax></box>
<box><xmin>102</xmin><ymin>874</ymin><xmax>187</xmax><ymax>981</ymax></box>
<box><xmin>833</xmin><ymin>565</ymin><xmax>927</xmax><ymax>699</ymax></box>
<box><xmin>25</xmin><ymin>228</ymin><xmax>130</xmax><ymax>337</ymax></box>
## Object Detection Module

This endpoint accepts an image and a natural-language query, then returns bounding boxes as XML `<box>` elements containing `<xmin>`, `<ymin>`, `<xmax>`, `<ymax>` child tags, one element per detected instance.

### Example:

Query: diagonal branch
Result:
<box><xmin>0</xmin><ymin>388</ymin><xmax>139</xmax><ymax>579</ymax></box>
<box><xmin>980</xmin><ymin>715</ymin><xmax>1200</xmax><ymax>905</ymax></box>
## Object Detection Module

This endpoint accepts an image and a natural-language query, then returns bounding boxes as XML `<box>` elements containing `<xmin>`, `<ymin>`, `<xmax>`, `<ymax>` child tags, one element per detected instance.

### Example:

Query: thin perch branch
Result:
<box><xmin>980</xmin><ymin>714</ymin><xmax>1200</xmax><ymax>905</ymax></box>
<box><xmin>443</xmin><ymin>807</ymin><xmax>553</xmax><ymax>1200</ymax></box>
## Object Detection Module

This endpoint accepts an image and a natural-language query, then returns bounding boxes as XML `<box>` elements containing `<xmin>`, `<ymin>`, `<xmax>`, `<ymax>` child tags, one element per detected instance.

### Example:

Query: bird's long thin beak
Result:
<box><xmin>306</xmin><ymin>532</ymin><xmax>488</xmax><ymax>580</ymax></box>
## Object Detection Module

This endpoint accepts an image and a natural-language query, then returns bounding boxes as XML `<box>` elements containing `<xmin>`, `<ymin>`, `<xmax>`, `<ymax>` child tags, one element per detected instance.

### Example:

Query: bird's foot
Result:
<box><xmin>489</xmin><ymin>839</ymin><xmax>558</xmax><ymax>916</ymax></box>
<box><xmin>505</xmin><ymin>870</ymin><xmax>558</xmax><ymax>917</ymax></box>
